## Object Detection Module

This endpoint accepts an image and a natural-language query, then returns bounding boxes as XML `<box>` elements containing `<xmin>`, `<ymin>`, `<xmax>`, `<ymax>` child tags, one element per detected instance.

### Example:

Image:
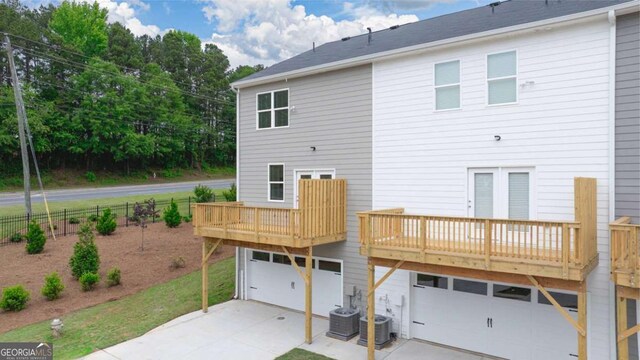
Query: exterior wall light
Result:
<box><xmin>494</xmin><ymin>135</ymin><xmax>501</xmax><ymax>141</ymax></box>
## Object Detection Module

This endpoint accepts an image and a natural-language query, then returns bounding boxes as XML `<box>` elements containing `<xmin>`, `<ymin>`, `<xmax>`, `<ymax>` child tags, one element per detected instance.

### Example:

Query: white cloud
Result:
<box><xmin>202</xmin><ymin>0</ymin><xmax>419</xmax><ymax>68</ymax></box>
<box><xmin>92</xmin><ymin>0</ymin><xmax>167</xmax><ymax>37</ymax></box>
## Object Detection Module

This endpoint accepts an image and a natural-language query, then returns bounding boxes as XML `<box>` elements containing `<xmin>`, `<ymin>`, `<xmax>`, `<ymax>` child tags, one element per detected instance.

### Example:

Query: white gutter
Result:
<box><xmin>232</xmin><ymin>0</ymin><xmax>639</xmax><ymax>89</ymax></box>
<box><xmin>231</xmin><ymin>85</ymin><xmax>241</xmax><ymax>300</ymax></box>
<box><xmin>607</xmin><ymin>9</ymin><xmax>617</xmax><ymax>360</ymax></box>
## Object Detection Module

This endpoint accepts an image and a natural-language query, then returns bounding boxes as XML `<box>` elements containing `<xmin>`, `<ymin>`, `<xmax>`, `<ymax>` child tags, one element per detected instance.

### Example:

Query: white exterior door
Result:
<box><xmin>246</xmin><ymin>250</ymin><xmax>343</xmax><ymax>316</ymax></box>
<box><xmin>468</xmin><ymin>168</ymin><xmax>535</xmax><ymax>220</ymax></box>
<box><xmin>411</xmin><ymin>273</ymin><xmax>576</xmax><ymax>359</ymax></box>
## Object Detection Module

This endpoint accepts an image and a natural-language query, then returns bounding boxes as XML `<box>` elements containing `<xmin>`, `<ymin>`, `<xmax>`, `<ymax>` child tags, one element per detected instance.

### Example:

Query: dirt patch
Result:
<box><xmin>0</xmin><ymin>223</ymin><xmax>233</xmax><ymax>333</ymax></box>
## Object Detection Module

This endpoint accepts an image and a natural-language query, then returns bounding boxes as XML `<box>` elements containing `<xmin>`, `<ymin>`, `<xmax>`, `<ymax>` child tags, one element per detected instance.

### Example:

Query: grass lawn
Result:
<box><xmin>0</xmin><ymin>189</ymin><xmax>225</xmax><ymax>217</ymax></box>
<box><xmin>0</xmin><ymin>257</ymin><xmax>235</xmax><ymax>360</ymax></box>
<box><xmin>276</xmin><ymin>349</ymin><xmax>336</xmax><ymax>360</ymax></box>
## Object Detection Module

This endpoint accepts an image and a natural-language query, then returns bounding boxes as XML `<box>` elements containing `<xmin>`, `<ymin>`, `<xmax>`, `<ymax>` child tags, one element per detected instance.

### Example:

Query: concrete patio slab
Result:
<box><xmin>83</xmin><ymin>300</ymin><xmax>486</xmax><ymax>360</ymax></box>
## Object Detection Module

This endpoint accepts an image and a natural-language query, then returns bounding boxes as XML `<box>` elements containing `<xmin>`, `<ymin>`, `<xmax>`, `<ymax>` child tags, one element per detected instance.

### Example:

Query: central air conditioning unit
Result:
<box><xmin>326</xmin><ymin>307</ymin><xmax>360</xmax><ymax>341</ymax></box>
<box><xmin>357</xmin><ymin>315</ymin><xmax>392</xmax><ymax>349</ymax></box>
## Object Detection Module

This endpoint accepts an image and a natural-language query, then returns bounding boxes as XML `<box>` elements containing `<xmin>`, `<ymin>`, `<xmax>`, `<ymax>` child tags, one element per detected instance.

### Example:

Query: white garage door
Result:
<box><xmin>246</xmin><ymin>250</ymin><xmax>343</xmax><ymax>316</ymax></box>
<box><xmin>411</xmin><ymin>273</ymin><xmax>578</xmax><ymax>359</ymax></box>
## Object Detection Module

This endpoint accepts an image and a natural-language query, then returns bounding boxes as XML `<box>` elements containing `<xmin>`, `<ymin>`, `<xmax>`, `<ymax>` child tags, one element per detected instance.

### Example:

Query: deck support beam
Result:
<box><xmin>202</xmin><ymin>238</ymin><xmax>222</xmax><ymax>313</ymax></box>
<box><xmin>578</xmin><ymin>284</ymin><xmax>587</xmax><ymax>360</ymax></box>
<box><xmin>367</xmin><ymin>260</ymin><xmax>375</xmax><ymax>360</ymax></box>
<box><xmin>616</xmin><ymin>285</ymin><xmax>640</xmax><ymax>360</ymax></box>
<box><xmin>368</xmin><ymin>260</ymin><xmax>404</xmax><ymax>297</ymax></box>
<box><xmin>282</xmin><ymin>245</ymin><xmax>313</xmax><ymax>344</ymax></box>
<box><xmin>527</xmin><ymin>275</ymin><xmax>585</xmax><ymax>336</ymax></box>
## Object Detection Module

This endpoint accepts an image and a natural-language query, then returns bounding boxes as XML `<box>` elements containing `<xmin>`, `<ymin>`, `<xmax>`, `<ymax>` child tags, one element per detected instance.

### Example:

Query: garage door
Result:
<box><xmin>246</xmin><ymin>250</ymin><xmax>343</xmax><ymax>316</ymax></box>
<box><xmin>411</xmin><ymin>273</ymin><xmax>578</xmax><ymax>359</ymax></box>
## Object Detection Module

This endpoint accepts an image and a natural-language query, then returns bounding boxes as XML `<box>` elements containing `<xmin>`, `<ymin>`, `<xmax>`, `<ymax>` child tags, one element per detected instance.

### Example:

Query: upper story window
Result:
<box><xmin>487</xmin><ymin>51</ymin><xmax>517</xmax><ymax>105</ymax></box>
<box><xmin>257</xmin><ymin>89</ymin><xmax>289</xmax><ymax>129</ymax></box>
<box><xmin>268</xmin><ymin>164</ymin><xmax>284</xmax><ymax>202</ymax></box>
<box><xmin>434</xmin><ymin>60</ymin><xmax>460</xmax><ymax>110</ymax></box>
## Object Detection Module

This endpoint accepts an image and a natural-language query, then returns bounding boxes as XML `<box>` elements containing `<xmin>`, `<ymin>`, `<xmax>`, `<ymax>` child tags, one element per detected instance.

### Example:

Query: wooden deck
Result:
<box><xmin>359</xmin><ymin>178</ymin><xmax>598</xmax><ymax>282</ymax></box>
<box><xmin>192</xmin><ymin>179</ymin><xmax>347</xmax><ymax>249</ymax></box>
<box><xmin>611</xmin><ymin>217</ymin><xmax>640</xmax><ymax>288</ymax></box>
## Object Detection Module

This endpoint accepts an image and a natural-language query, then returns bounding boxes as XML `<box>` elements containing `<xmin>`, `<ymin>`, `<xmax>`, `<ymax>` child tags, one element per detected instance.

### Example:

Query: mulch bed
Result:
<box><xmin>0</xmin><ymin>222</ymin><xmax>233</xmax><ymax>333</ymax></box>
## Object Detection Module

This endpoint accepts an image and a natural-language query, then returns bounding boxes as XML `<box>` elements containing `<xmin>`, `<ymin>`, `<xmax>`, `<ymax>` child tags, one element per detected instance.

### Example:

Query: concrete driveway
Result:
<box><xmin>83</xmin><ymin>300</ymin><xmax>488</xmax><ymax>360</ymax></box>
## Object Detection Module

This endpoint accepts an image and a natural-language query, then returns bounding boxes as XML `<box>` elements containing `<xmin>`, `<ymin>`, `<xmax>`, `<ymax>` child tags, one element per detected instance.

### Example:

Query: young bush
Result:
<box><xmin>0</xmin><ymin>285</ymin><xmax>30</xmax><ymax>311</ymax></box>
<box><xmin>87</xmin><ymin>214</ymin><xmax>98</xmax><ymax>222</ymax></box>
<box><xmin>194</xmin><ymin>184</ymin><xmax>214</xmax><ymax>203</ymax></box>
<box><xmin>163</xmin><ymin>200</ymin><xmax>181</xmax><ymax>228</ymax></box>
<box><xmin>41</xmin><ymin>272</ymin><xmax>65</xmax><ymax>301</ymax></box>
<box><xmin>182</xmin><ymin>214</ymin><xmax>192</xmax><ymax>223</ymax></box>
<box><xmin>169</xmin><ymin>256</ymin><xmax>186</xmax><ymax>270</ymax></box>
<box><xmin>106</xmin><ymin>267</ymin><xmax>121</xmax><ymax>287</ymax></box>
<box><xmin>96</xmin><ymin>208</ymin><xmax>117</xmax><ymax>235</ymax></box>
<box><xmin>79</xmin><ymin>272</ymin><xmax>99</xmax><ymax>291</ymax></box>
<box><xmin>68</xmin><ymin>217</ymin><xmax>80</xmax><ymax>224</ymax></box>
<box><xmin>69</xmin><ymin>224</ymin><xmax>100</xmax><ymax>279</ymax></box>
<box><xmin>85</xmin><ymin>171</ymin><xmax>97</xmax><ymax>182</ymax></box>
<box><xmin>222</xmin><ymin>184</ymin><xmax>236</xmax><ymax>202</ymax></box>
<box><xmin>9</xmin><ymin>233</ymin><xmax>24</xmax><ymax>243</ymax></box>
<box><xmin>25</xmin><ymin>221</ymin><xmax>46</xmax><ymax>254</ymax></box>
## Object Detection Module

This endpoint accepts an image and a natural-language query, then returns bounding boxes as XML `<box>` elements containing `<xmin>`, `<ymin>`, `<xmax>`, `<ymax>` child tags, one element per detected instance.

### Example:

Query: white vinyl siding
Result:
<box><xmin>257</xmin><ymin>89</ymin><xmax>289</xmax><ymax>129</ymax></box>
<box><xmin>487</xmin><ymin>50</ymin><xmax>517</xmax><ymax>105</ymax></box>
<box><xmin>372</xmin><ymin>19</ymin><xmax>611</xmax><ymax>358</ymax></box>
<box><xmin>434</xmin><ymin>60</ymin><xmax>461</xmax><ymax>110</ymax></box>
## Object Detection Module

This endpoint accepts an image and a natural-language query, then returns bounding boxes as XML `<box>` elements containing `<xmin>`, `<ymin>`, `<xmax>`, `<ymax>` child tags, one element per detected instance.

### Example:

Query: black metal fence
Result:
<box><xmin>0</xmin><ymin>196</ymin><xmax>214</xmax><ymax>245</ymax></box>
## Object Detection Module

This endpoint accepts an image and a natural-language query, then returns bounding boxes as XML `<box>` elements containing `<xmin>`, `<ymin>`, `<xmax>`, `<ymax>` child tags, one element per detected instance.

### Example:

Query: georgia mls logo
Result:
<box><xmin>0</xmin><ymin>342</ymin><xmax>53</xmax><ymax>360</ymax></box>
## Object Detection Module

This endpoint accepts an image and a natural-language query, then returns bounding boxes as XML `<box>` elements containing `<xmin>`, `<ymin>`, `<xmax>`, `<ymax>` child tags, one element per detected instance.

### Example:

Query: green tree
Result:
<box><xmin>163</xmin><ymin>200</ymin><xmax>181</xmax><ymax>228</ymax></box>
<box><xmin>106</xmin><ymin>22</ymin><xmax>143</xmax><ymax>71</ymax></box>
<box><xmin>49</xmin><ymin>1</ymin><xmax>108</xmax><ymax>57</ymax></box>
<box><xmin>69</xmin><ymin>224</ymin><xmax>100</xmax><ymax>279</ymax></box>
<box><xmin>25</xmin><ymin>220</ymin><xmax>46</xmax><ymax>254</ymax></box>
<box><xmin>96</xmin><ymin>208</ymin><xmax>117</xmax><ymax>235</ymax></box>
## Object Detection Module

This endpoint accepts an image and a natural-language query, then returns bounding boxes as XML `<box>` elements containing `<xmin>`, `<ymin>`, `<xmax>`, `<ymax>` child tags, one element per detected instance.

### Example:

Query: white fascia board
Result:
<box><xmin>231</xmin><ymin>0</ymin><xmax>639</xmax><ymax>90</ymax></box>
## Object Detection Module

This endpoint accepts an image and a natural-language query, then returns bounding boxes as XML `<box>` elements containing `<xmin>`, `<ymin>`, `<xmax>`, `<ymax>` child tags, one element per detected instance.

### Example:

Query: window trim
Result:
<box><xmin>486</xmin><ymin>50</ymin><xmax>518</xmax><ymax>106</ymax></box>
<box><xmin>256</xmin><ymin>88</ymin><xmax>290</xmax><ymax>130</ymax></box>
<box><xmin>433</xmin><ymin>59</ymin><xmax>461</xmax><ymax>112</ymax></box>
<box><xmin>268</xmin><ymin>163</ymin><xmax>285</xmax><ymax>202</ymax></box>
<box><xmin>467</xmin><ymin>167</ymin><xmax>536</xmax><ymax>219</ymax></box>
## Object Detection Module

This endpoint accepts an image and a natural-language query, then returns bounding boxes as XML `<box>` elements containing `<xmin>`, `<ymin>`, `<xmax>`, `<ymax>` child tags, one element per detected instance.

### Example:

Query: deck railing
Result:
<box><xmin>611</xmin><ymin>217</ymin><xmax>640</xmax><ymax>287</ymax></box>
<box><xmin>359</xmin><ymin>211</ymin><xmax>589</xmax><ymax>268</ymax></box>
<box><xmin>193</xmin><ymin>179</ymin><xmax>347</xmax><ymax>247</ymax></box>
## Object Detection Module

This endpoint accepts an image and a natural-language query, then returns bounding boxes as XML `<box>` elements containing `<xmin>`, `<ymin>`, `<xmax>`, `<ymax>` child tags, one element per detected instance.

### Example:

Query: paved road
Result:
<box><xmin>0</xmin><ymin>179</ymin><xmax>235</xmax><ymax>207</ymax></box>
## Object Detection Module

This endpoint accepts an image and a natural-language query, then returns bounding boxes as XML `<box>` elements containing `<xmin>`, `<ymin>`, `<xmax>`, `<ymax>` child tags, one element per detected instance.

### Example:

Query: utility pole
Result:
<box><xmin>4</xmin><ymin>35</ymin><xmax>32</xmax><ymax>216</ymax></box>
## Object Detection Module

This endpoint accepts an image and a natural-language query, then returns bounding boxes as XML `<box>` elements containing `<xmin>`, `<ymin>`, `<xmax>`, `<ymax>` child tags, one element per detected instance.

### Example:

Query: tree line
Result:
<box><xmin>0</xmin><ymin>0</ymin><xmax>262</xmax><ymax>175</ymax></box>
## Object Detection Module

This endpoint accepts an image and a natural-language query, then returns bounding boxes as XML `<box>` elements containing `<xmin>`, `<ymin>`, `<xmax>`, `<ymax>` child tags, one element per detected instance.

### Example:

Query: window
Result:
<box><xmin>268</xmin><ymin>164</ymin><xmax>284</xmax><ymax>201</ymax></box>
<box><xmin>493</xmin><ymin>284</ymin><xmax>531</xmax><ymax>302</ymax></box>
<box><xmin>318</xmin><ymin>260</ymin><xmax>341</xmax><ymax>274</ymax></box>
<box><xmin>487</xmin><ymin>51</ymin><xmax>517</xmax><ymax>105</ymax></box>
<box><xmin>453</xmin><ymin>279</ymin><xmax>487</xmax><ymax>295</ymax></box>
<box><xmin>508</xmin><ymin>172</ymin><xmax>529</xmax><ymax>220</ymax></box>
<box><xmin>538</xmin><ymin>291</ymin><xmax>577</xmax><ymax>310</ymax></box>
<box><xmin>416</xmin><ymin>274</ymin><xmax>448</xmax><ymax>289</ymax></box>
<box><xmin>295</xmin><ymin>257</ymin><xmax>315</xmax><ymax>268</ymax></box>
<box><xmin>257</xmin><ymin>89</ymin><xmax>289</xmax><ymax>129</ymax></box>
<box><xmin>272</xmin><ymin>253</ymin><xmax>291</xmax><ymax>265</ymax></box>
<box><xmin>252</xmin><ymin>251</ymin><xmax>270</xmax><ymax>262</ymax></box>
<box><xmin>434</xmin><ymin>60</ymin><xmax>460</xmax><ymax>110</ymax></box>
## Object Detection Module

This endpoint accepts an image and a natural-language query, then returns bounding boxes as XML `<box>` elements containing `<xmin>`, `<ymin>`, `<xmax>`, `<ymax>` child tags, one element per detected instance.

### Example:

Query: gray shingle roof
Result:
<box><xmin>239</xmin><ymin>0</ymin><xmax>631</xmax><ymax>84</ymax></box>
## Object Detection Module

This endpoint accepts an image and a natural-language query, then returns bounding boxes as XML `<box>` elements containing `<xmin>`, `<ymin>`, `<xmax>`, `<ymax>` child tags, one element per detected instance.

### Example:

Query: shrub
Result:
<box><xmin>9</xmin><ymin>233</ymin><xmax>24</xmax><ymax>243</ymax></box>
<box><xmin>25</xmin><ymin>221</ymin><xmax>46</xmax><ymax>254</ymax></box>
<box><xmin>79</xmin><ymin>272</ymin><xmax>99</xmax><ymax>291</ymax></box>
<box><xmin>69</xmin><ymin>224</ymin><xmax>100</xmax><ymax>279</ymax></box>
<box><xmin>85</xmin><ymin>171</ymin><xmax>97</xmax><ymax>182</ymax></box>
<box><xmin>87</xmin><ymin>214</ymin><xmax>98</xmax><ymax>222</ymax></box>
<box><xmin>163</xmin><ymin>200</ymin><xmax>181</xmax><ymax>228</ymax></box>
<box><xmin>182</xmin><ymin>214</ymin><xmax>192</xmax><ymax>223</ymax></box>
<box><xmin>69</xmin><ymin>217</ymin><xmax>80</xmax><ymax>224</ymax></box>
<box><xmin>0</xmin><ymin>285</ymin><xmax>30</xmax><ymax>311</ymax></box>
<box><xmin>222</xmin><ymin>184</ymin><xmax>236</xmax><ymax>202</ymax></box>
<box><xmin>194</xmin><ymin>184</ymin><xmax>214</xmax><ymax>203</ymax></box>
<box><xmin>169</xmin><ymin>257</ymin><xmax>186</xmax><ymax>270</ymax></box>
<box><xmin>96</xmin><ymin>208</ymin><xmax>117</xmax><ymax>235</ymax></box>
<box><xmin>41</xmin><ymin>272</ymin><xmax>64</xmax><ymax>301</ymax></box>
<box><xmin>106</xmin><ymin>267</ymin><xmax>121</xmax><ymax>287</ymax></box>
<box><xmin>162</xmin><ymin>169</ymin><xmax>181</xmax><ymax>178</ymax></box>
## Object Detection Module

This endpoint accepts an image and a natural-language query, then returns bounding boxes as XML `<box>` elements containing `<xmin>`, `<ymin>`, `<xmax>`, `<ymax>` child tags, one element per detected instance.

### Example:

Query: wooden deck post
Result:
<box><xmin>305</xmin><ymin>246</ymin><xmax>313</xmax><ymax>344</ymax></box>
<box><xmin>367</xmin><ymin>260</ymin><xmax>375</xmax><ymax>360</ymax></box>
<box><xmin>618</xmin><ymin>294</ymin><xmax>629</xmax><ymax>360</ymax></box>
<box><xmin>201</xmin><ymin>238</ymin><xmax>221</xmax><ymax>313</ymax></box>
<box><xmin>578</xmin><ymin>282</ymin><xmax>587</xmax><ymax>359</ymax></box>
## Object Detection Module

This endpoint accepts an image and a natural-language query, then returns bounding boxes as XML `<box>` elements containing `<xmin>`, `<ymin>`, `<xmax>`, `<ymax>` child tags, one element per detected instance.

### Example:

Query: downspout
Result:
<box><xmin>231</xmin><ymin>85</ymin><xmax>242</xmax><ymax>300</ymax></box>
<box><xmin>607</xmin><ymin>9</ymin><xmax>617</xmax><ymax>360</ymax></box>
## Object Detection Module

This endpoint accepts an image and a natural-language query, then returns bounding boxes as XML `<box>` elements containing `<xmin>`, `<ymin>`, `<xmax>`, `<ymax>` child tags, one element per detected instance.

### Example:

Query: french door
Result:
<box><xmin>468</xmin><ymin>168</ymin><xmax>534</xmax><ymax>220</ymax></box>
<box><xmin>294</xmin><ymin>169</ymin><xmax>335</xmax><ymax>208</ymax></box>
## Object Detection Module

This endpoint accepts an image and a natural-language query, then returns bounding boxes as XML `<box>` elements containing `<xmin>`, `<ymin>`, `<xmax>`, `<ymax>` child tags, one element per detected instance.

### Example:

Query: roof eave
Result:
<box><xmin>231</xmin><ymin>0</ymin><xmax>638</xmax><ymax>90</ymax></box>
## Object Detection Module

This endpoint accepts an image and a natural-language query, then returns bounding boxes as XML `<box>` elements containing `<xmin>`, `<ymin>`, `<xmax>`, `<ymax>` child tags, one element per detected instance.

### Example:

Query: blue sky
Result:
<box><xmin>86</xmin><ymin>0</ymin><xmax>493</xmax><ymax>67</ymax></box>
